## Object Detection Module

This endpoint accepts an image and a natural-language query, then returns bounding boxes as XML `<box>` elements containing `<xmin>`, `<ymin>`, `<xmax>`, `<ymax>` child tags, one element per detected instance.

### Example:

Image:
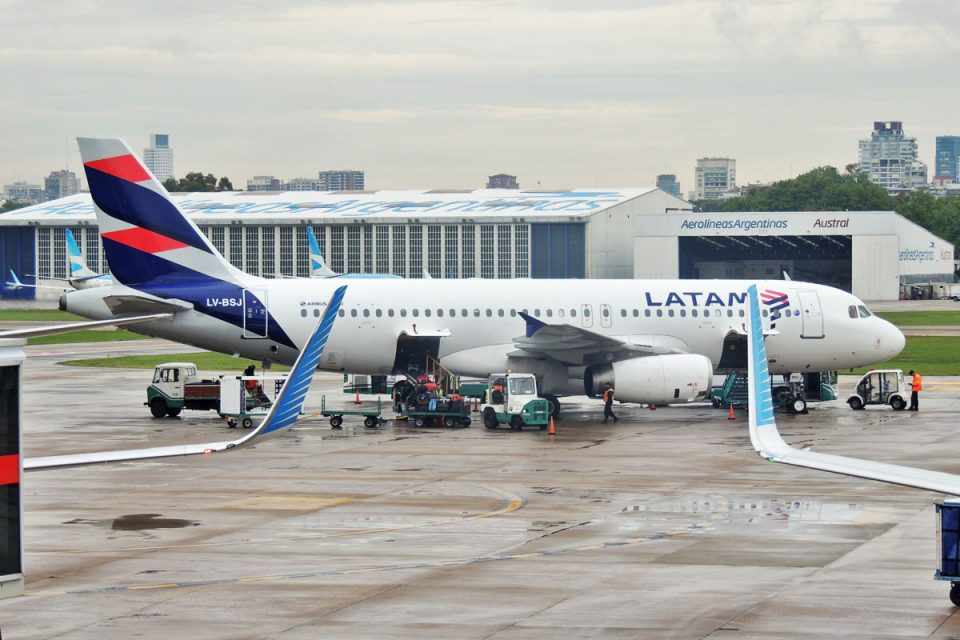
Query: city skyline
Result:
<box><xmin>1</xmin><ymin>1</ymin><xmax>958</xmax><ymax>192</ymax></box>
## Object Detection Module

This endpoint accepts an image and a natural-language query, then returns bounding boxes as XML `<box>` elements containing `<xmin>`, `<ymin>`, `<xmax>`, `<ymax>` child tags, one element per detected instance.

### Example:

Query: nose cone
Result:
<box><xmin>880</xmin><ymin>319</ymin><xmax>905</xmax><ymax>360</ymax></box>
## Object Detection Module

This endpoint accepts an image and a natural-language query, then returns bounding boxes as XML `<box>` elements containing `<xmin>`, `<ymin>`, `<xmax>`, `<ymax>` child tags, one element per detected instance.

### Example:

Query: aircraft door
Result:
<box><xmin>243</xmin><ymin>289</ymin><xmax>269</xmax><ymax>339</ymax></box>
<box><xmin>581</xmin><ymin>304</ymin><xmax>594</xmax><ymax>328</ymax></box>
<box><xmin>599</xmin><ymin>304</ymin><xmax>612</xmax><ymax>329</ymax></box>
<box><xmin>797</xmin><ymin>290</ymin><xmax>824</xmax><ymax>339</ymax></box>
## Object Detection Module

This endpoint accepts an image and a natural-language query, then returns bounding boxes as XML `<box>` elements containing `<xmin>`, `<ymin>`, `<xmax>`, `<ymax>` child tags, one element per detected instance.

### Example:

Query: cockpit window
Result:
<box><xmin>848</xmin><ymin>305</ymin><xmax>858</xmax><ymax>319</ymax></box>
<box><xmin>858</xmin><ymin>305</ymin><xmax>872</xmax><ymax>318</ymax></box>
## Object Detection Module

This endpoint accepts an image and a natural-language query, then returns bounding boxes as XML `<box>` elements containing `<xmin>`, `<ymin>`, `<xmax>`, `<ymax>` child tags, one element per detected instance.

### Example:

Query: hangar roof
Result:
<box><xmin>0</xmin><ymin>188</ymin><xmax>659</xmax><ymax>225</ymax></box>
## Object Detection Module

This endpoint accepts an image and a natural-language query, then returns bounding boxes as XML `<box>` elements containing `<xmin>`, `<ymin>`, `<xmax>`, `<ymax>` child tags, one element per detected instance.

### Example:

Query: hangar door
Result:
<box><xmin>851</xmin><ymin>235</ymin><xmax>898</xmax><ymax>301</ymax></box>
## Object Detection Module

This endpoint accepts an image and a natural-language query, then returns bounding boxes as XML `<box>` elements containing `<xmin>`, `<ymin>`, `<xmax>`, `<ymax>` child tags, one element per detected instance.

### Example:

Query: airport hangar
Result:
<box><xmin>0</xmin><ymin>189</ymin><xmax>951</xmax><ymax>302</ymax></box>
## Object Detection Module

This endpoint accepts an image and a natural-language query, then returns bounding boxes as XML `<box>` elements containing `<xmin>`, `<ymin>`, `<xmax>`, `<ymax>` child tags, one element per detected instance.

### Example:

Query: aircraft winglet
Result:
<box><xmin>745</xmin><ymin>284</ymin><xmax>960</xmax><ymax>495</ymax></box>
<box><xmin>26</xmin><ymin>285</ymin><xmax>347</xmax><ymax>469</ymax></box>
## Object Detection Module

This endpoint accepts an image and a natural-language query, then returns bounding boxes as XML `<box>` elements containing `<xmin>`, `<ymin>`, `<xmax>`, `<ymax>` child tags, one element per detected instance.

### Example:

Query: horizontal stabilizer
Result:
<box><xmin>103</xmin><ymin>294</ymin><xmax>193</xmax><ymax>315</ymax></box>
<box><xmin>0</xmin><ymin>313</ymin><xmax>171</xmax><ymax>341</ymax></box>
<box><xmin>745</xmin><ymin>284</ymin><xmax>960</xmax><ymax>495</ymax></box>
<box><xmin>26</xmin><ymin>285</ymin><xmax>347</xmax><ymax>470</ymax></box>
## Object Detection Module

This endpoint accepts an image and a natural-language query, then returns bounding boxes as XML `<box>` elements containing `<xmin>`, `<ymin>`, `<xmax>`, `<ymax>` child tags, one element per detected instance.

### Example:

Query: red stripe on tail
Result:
<box><xmin>102</xmin><ymin>227</ymin><xmax>188</xmax><ymax>254</ymax></box>
<box><xmin>84</xmin><ymin>154</ymin><xmax>151</xmax><ymax>183</ymax></box>
<box><xmin>0</xmin><ymin>454</ymin><xmax>18</xmax><ymax>485</ymax></box>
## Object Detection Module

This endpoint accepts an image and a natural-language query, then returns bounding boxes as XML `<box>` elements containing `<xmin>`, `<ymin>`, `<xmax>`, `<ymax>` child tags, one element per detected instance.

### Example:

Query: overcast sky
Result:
<box><xmin>2</xmin><ymin>0</ymin><xmax>958</xmax><ymax>194</ymax></box>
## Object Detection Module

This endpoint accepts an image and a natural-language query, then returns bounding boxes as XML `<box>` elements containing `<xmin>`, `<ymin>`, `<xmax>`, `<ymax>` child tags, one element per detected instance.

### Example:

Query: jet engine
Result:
<box><xmin>584</xmin><ymin>354</ymin><xmax>713</xmax><ymax>404</ymax></box>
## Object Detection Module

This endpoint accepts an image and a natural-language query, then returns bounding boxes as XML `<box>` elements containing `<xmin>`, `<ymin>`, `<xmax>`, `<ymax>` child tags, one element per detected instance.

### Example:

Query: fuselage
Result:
<box><xmin>63</xmin><ymin>276</ymin><xmax>905</xmax><ymax>396</ymax></box>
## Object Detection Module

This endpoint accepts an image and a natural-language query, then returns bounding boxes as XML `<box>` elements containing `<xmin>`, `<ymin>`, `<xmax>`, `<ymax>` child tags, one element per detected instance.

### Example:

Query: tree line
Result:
<box><xmin>694</xmin><ymin>167</ymin><xmax>960</xmax><ymax>254</ymax></box>
<box><xmin>162</xmin><ymin>172</ymin><xmax>233</xmax><ymax>192</ymax></box>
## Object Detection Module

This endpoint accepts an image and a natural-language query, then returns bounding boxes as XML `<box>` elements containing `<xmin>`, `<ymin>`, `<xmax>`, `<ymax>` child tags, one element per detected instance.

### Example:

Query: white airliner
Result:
<box><xmin>60</xmin><ymin>137</ymin><xmax>905</xmax><ymax>413</ymax></box>
<box><xmin>5</xmin><ymin>229</ymin><xmax>112</xmax><ymax>292</ymax></box>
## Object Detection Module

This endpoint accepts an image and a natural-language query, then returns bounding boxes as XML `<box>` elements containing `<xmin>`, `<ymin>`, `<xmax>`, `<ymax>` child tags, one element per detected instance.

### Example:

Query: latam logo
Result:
<box><xmin>761</xmin><ymin>288</ymin><xmax>790</xmax><ymax>328</ymax></box>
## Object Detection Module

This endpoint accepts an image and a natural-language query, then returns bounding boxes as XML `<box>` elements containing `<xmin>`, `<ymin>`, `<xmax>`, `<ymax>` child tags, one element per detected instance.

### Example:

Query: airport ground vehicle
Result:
<box><xmin>320</xmin><ymin>395</ymin><xmax>384</xmax><ymax>429</ymax></box>
<box><xmin>481</xmin><ymin>373</ymin><xmax>550</xmax><ymax>431</ymax></box>
<box><xmin>146</xmin><ymin>362</ymin><xmax>220</xmax><ymax>418</ymax></box>
<box><xmin>847</xmin><ymin>369</ymin><xmax>907</xmax><ymax>411</ymax></box>
<box><xmin>405</xmin><ymin>396</ymin><xmax>472</xmax><ymax>428</ymax></box>
<box><xmin>220</xmin><ymin>374</ymin><xmax>286</xmax><ymax>428</ymax></box>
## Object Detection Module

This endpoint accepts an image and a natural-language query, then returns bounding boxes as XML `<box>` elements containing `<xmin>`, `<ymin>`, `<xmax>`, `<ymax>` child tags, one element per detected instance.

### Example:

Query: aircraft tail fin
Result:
<box><xmin>77</xmin><ymin>137</ymin><xmax>237</xmax><ymax>288</ymax></box>
<box><xmin>5</xmin><ymin>269</ymin><xmax>24</xmax><ymax>289</ymax></box>
<box><xmin>307</xmin><ymin>227</ymin><xmax>337</xmax><ymax>278</ymax></box>
<box><xmin>65</xmin><ymin>229</ymin><xmax>98</xmax><ymax>280</ymax></box>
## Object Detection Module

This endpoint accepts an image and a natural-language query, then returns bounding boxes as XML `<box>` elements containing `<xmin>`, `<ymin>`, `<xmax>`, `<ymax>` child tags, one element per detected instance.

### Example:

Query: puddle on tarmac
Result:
<box><xmin>619</xmin><ymin>496</ymin><xmax>864</xmax><ymax>524</ymax></box>
<box><xmin>110</xmin><ymin>514</ymin><xmax>199</xmax><ymax>531</ymax></box>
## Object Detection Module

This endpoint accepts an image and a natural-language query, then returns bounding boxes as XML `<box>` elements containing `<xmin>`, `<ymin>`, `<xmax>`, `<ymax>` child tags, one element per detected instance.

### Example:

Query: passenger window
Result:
<box><xmin>388</xmin><ymin>309</ymin><xmax>395</xmax><ymax>317</ymax></box>
<box><xmin>497</xmin><ymin>309</ymin><xmax>505</xmax><ymax>317</ymax></box>
<box><xmin>633</xmin><ymin>309</ymin><xmax>639</xmax><ymax>318</ymax></box>
<box><xmin>848</xmin><ymin>305</ymin><xmax>858</xmax><ymax>319</ymax></box>
<box><xmin>668</xmin><ymin>309</ymin><xmax>675</xmax><ymax>317</ymax></box>
<box><xmin>739</xmin><ymin>309</ymin><xmax>745</xmax><ymax>317</ymax></box>
<box><xmin>547</xmin><ymin>309</ymin><xmax>553</xmax><ymax>318</ymax></box>
<box><xmin>602</xmin><ymin>308</ymin><xmax>609</xmax><ymax>318</ymax></box>
<box><xmin>336</xmin><ymin>309</ymin><xmax>344</xmax><ymax>318</ymax></box>
<box><xmin>400</xmin><ymin>309</ymin><xmax>407</xmax><ymax>317</ymax></box>
<box><xmin>584</xmin><ymin>307</ymin><xmax>591</xmax><ymax>317</ymax></box>
<box><xmin>534</xmin><ymin>309</ymin><xmax>541</xmax><ymax>317</ymax></box>
<box><xmin>450</xmin><ymin>309</ymin><xmax>456</xmax><ymax>317</ymax></box>
<box><xmin>704</xmin><ymin>309</ymin><xmax>710</xmax><ymax>318</ymax></box>
<box><xmin>644</xmin><ymin>309</ymin><xmax>651</xmax><ymax>317</ymax></box>
<box><xmin>510</xmin><ymin>309</ymin><xmax>516</xmax><ymax>317</ymax></box>
<box><xmin>570</xmin><ymin>309</ymin><xmax>577</xmax><ymax>317</ymax></box>
<box><xmin>375</xmin><ymin>309</ymin><xmax>382</xmax><ymax>318</ymax></box>
<box><xmin>692</xmin><ymin>309</ymin><xmax>698</xmax><ymax>317</ymax></box>
<box><xmin>363</xmin><ymin>309</ymin><xmax>370</xmax><ymax>317</ymax></box>
<box><xmin>413</xmin><ymin>309</ymin><xmax>420</xmax><ymax>317</ymax></box>
<box><xmin>558</xmin><ymin>309</ymin><xmax>565</xmax><ymax>318</ymax></box>
<box><xmin>437</xmin><ymin>309</ymin><xmax>443</xmax><ymax>317</ymax></box>
<box><xmin>680</xmin><ymin>309</ymin><xmax>686</xmax><ymax>318</ymax></box>
<box><xmin>461</xmin><ymin>308</ymin><xmax>468</xmax><ymax>316</ymax></box>
<box><xmin>656</xmin><ymin>309</ymin><xmax>663</xmax><ymax>317</ymax></box>
<box><xmin>486</xmin><ymin>309</ymin><xmax>493</xmax><ymax>317</ymax></box>
<box><xmin>350</xmin><ymin>309</ymin><xmax>357</xmax><ymax>317</ymax></box>
<box><xmin>762</xmin><ymin>309</ymin><xmax>768</xmax><ymax>317</ymax></box>
<box><xmin>727</xmin><ymin>309</ymin><xmax>734</xmax><ymax>318</ymax></box>
<box><xmin>521</xmin><ymin>308</ymin><xmax>528</xmax><ymax>315</ymax></box>
<box><xmin>301</xmin><ymin>309</ymin><xmax>308</xmax><ymax>318</ymax></box>
<box><xmin>473</xmin><ymin>308</ymin><xmax>480</xmax><ymax>317</ymax></box>
<box><xmin>858</xmin><ymin>305</ymin><xmax>872</xmax><ymax>318</ymax></box>
<box><xmin>425</xmin><ymin>309</ymin><xmax>432</xmax><ymax>317</ymax></box>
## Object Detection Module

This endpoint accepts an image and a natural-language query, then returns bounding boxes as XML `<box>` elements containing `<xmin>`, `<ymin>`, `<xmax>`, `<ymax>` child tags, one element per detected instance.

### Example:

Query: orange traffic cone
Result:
<box><xmin>547</xmin><ymin>416</ymin><xmax>557</xmax><ymax>436</ymax></box>
<box><xmin>354</xmin><ymin>388</ymin><xmax>361</xmax><ymax>405</ymax></box>
<box><xmin>727</xmin><ymin>405</ymin><xmax>736</xmax><ymax>420</ymax></box>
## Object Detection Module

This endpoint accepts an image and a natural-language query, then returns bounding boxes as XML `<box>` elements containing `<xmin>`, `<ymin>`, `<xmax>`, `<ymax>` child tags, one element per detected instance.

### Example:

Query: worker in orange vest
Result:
<box><xmin>908</xmin><ymin>369</ymin><xmax>922</xmax><ymax>411</ymax></box>
<box><xmin>602</xmin><ymin>385</ymin><xmax>618</xmax><ymax>424</ymax></box>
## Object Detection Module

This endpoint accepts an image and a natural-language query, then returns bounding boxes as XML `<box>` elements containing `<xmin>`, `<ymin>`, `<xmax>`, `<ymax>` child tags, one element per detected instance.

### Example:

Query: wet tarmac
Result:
<box><xmin>3</xmin><ymin>341</ymin><xmax>960</xmax><ymax>638</ymax></box>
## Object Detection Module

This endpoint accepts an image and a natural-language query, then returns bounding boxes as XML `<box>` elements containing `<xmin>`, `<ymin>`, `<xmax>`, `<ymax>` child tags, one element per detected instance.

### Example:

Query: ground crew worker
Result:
<box><xmin>602</xmin><ymin>385</ymin><xmax>618</xmax><ymax>424</ymax></box>
<box><xmin>909</xmin><ymin>369</ymin><xmax>922</xmax><ymax>411</ymax></box>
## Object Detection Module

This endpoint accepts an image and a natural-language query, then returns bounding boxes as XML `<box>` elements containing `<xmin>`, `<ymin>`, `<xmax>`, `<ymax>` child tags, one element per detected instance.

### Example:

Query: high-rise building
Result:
<box><xmin>3</xmin><ymin>182</ymin><xmax>45</xmax><ymax>204</ymax></box>
<box><xmin>44</xmin><ymin>169</ymin><xmax>79</xmax><ymax>201</ymax></box>
<box><xmin>935</xmin><ymin>136</ymin><xmax>960</xmax><ymax>183</ymax></box>
<box><xmin>143</xmin><ymin>133</ymin><xmax>174</xmax><ymax>182</ymax></box>
<box><xmin>857</xmin><ymin>121</ymin><xmax>927</xmax><ymax>193</ymax></box>
<box><xmin>284</xmin><ymin>177</ymin><xmax>322</xmax><ymax>191</ymax></box>
<box><xmin>487</xmin><ymin>174</ymin><xmax>519</xmax><ymax>189</ymax></box>
<box><xmin>318</xmin><ymin>170</ymin><xmax>364</xmax><ymax>191</ymax></box>
<box><xmin>247</xmin><ymin>176</ymin><xmax>282</xmax><ymax>191</ymax></box>
<box><xmin>656</xmin><ymin>174</ymin><xmax>681</xmax><ymax>198</ymax></box>
<box><xmin>693</xmin><ymin>158</ymin><xmax>736</xmax><ymax>200</ymax></box>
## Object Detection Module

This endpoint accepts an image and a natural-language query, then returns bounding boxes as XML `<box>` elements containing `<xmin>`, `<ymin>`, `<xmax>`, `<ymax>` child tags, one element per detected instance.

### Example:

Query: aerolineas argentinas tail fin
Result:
<box><xmin>65</xmin><ymin>229</ymin><xmax>98</xmax><ymax>280</ymax></box>
<box><xmin>76</xmin><ymin>137</ymin><xmax>237</xmax><ymax>287</ymax></box>
<box><xmin>746</xmin><ymin>284</ymin><xmax>789</xmax><ymax>459</ymax></box>
<box><xmin>307</xmin><ymin>226</ymin><xmax>337</xmax><ymax>278</ymax></box>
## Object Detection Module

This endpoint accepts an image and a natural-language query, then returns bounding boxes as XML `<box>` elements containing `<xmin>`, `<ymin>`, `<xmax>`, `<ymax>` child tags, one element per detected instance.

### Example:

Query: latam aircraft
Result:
<box><xmin>61</xmin><ymin>137</ymin><xmax>905</xmax><ymax>413</ymax></box>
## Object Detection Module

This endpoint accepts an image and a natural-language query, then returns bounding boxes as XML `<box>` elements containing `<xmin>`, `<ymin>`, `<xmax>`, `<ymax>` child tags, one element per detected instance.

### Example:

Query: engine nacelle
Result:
<box><xmin>584</xmin><ymin>354</ymin><xmax>713</xmax><ymax>404</ymax></box>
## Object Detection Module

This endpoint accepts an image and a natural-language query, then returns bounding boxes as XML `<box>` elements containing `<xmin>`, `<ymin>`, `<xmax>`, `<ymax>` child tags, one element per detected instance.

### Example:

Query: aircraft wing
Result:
<box><xmin>512</xmin><ymin>312</ymin><xmax>688</xmax><ymax>365</ymax></box>
<box><xmin>745</xmin><ymin>284</ymin><xmax>960</xmax><ymax>495</ymax></box>
<box><xmin>0</xmin><ymin>313</ymin><xmax>172</xmax><ymax>340</ymax></box>
<box><xmin>4</xmin><ymin>269</ymin><xmax>70</xmax><ymax>292</ymax></box>
<box><xmin>26</xmin><ymin>285</ymin><xmax>347</xmax><ymax>470</ymax></box>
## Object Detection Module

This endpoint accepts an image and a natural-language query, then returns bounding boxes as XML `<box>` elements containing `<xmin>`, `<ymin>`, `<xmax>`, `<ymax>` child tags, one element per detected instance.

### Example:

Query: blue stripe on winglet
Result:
<box><xmin>518</xmin><ymin>312</ymin><xmax>547</xmax><ymax>338</ymax></box>
<box><xmin>747</xmin><ymin>285</ymin><xmax>776</xmax><ymax>428</ymax></box>
<box><xmin>257</xmin><ymin>285</ymin><xmax>347</xmax><ymax>435</ymax></box>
